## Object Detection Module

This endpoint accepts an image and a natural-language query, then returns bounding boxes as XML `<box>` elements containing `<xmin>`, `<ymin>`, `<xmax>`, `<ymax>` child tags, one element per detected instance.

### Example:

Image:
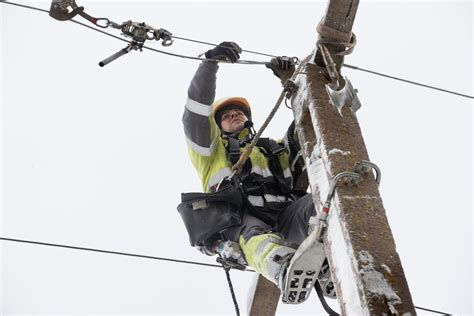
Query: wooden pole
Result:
<box><xmin>249</xmin><ymin>1</ymin><xmax>415</xmax><ymax>314</ymax></box>
<box><xmin>290</xmin><ymin>0</ymin><xmax>416</xmax><ymax>314</ymax></box>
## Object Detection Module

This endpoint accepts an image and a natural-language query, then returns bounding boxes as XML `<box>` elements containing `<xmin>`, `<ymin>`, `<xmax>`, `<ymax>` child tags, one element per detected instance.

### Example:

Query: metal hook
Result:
<box><xmin>353</xmin><ymin>160</ymin><xmax>381</xmax><ymax>186</ymax></box>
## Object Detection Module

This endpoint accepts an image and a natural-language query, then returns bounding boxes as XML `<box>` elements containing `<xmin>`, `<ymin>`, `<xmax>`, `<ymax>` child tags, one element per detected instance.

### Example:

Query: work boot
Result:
<box><xmin>279</xmin><ymin>227</ymin><xmax>326</xmax><ymax>304</ymax></box>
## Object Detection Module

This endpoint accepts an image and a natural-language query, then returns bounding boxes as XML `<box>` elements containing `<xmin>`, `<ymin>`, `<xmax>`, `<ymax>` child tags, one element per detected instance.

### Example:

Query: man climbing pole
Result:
<box><xmin>178</xmin><ymin>41</ymin><xmax>332</xmax><ymax>304</ymax></box>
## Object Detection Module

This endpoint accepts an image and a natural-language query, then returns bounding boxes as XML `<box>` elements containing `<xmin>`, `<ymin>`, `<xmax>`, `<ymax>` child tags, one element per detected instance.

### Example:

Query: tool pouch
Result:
<box><xmin>177</xmin><ymin>180</ymin><xmax>243</xmax><ymax>247</ymax></box>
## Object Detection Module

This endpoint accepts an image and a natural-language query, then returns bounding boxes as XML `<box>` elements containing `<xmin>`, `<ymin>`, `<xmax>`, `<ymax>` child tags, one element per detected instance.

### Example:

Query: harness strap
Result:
<box><xmin>256</xmin><ymin>138</ymin><xmax>290</xmax><ymax>194</ymax></box>
<box><xmin>225</xmin><ymin>136</ymin><xmax>290</xmax><ymax>195</ymax></box>
<box><xmin>227</xmin><ymin>136</ymin><xmax>241</xmax><ymax>165</ymax></box>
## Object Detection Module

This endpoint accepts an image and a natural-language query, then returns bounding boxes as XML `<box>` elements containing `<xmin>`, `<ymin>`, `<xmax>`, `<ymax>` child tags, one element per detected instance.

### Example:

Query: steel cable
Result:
<box><xmin>1</xmin><ymin>0</ymin><xmax>473</xmax><ymax>98</ymax></box>
<box><xmin>0</xmin><ymin>237</ymin><xmax>454</xmax><ymax>315</ymax></box>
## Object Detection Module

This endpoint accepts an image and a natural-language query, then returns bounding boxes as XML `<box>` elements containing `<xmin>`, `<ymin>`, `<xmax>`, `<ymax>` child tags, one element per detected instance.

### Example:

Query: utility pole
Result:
<box><xmin>249</xmin><ymin>0</ymin><xmax>416</xmax><ymax>315</ymax></box>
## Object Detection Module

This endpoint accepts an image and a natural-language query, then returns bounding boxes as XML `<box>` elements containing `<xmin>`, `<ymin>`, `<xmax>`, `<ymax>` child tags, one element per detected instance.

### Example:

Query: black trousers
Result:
<box><xmin>223</xmin><ymin>193</ymin><xmax>316</xmax><ymax>247</ymax></box>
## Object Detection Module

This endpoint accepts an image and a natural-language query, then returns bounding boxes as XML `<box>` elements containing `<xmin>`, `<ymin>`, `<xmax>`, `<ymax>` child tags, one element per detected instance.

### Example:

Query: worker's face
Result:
<box><xmin>220</xmin><ymin>109</ymin><xmax>248</xmax><ymax>133</ymax></box>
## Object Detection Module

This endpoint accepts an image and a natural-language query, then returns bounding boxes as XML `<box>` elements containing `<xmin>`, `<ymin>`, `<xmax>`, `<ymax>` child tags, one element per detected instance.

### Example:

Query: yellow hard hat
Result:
<box><xmin>212</xmin><ymin>97</ymin><xmax>252</xmax><ymax>127</ymax></box>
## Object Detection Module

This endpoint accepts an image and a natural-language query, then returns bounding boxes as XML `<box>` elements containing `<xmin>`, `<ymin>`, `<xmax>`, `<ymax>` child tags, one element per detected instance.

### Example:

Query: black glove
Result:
<box><xmin>205</xmin><ymin>41</ymin><xmax>242</xmax><ymax>63</ymax></box>
<box><xmin>266</xmin><ymin>56</ymin><xmax>296</xmax><ymax>82</ymax></box>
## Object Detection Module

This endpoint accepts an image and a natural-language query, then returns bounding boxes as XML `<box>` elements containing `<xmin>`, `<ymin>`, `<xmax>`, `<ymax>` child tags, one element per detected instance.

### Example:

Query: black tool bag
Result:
<box><xmin>177</xmin><ymin>179</ymin><xmax>244</xmax><ymax>247</ymax></box>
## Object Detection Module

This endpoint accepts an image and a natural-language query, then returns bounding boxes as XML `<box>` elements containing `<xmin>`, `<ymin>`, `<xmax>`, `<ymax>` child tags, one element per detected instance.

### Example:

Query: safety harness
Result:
<box><xmin>225</xmin><ymin>134</ymin><xmax>291</xmax><ymax>197</ymax></box>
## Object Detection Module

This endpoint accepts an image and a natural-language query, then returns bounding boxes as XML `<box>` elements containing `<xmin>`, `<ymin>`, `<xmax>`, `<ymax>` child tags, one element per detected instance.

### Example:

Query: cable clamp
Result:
<box><xmin>49</xmin><ymin>0</ymin><xmax>84</xmax><ymax>21</ymax></box>
<box><xmin>325</xmin><ymin>76</ymin><xmax>361</xmax><ymax>116</ymax></box>
<box><xmin>49</xmin><ymin>0</ymin><xmax>113</xmax><ymax>29</ymax></box>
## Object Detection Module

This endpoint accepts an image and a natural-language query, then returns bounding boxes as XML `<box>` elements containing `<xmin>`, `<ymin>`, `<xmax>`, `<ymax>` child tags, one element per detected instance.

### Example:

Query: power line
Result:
<box><xmin>0</xmin><ymin>0</ymin><xmax>265</xmax><ymax>65</ymax></box>
<box><xmin>0</xmin><ymin>237</ymin><xmax>225</xmax><ymax>269</ymax></box>
<box><xmin>343</xmin><ymin>63</ymin><xmax>473</xmax><ymax>99</ymax></box>
<box><xmin>415</xmin><ymin>306</ymin><xmax>451</xmax><ymax>315</ymax></box>
<box><xmin>172</xmin><ymin>35</ymin><xmax>277</xmax><ymax>58</ymax></box>
<box><xmin>1</xmin><ymin>0</ymin><xmax>472</xmax><ymax>99</ymax></box>
<box><xmin>0</xmin><ymin>236</ymin><xmax>454</xmax><ymax>315</ymax></box>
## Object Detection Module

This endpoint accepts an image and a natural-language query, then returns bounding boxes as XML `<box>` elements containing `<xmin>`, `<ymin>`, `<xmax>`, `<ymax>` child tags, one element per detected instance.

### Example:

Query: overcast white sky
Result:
<box><xmin>1</xmin><ymin>0</ymin><xmax>472</xmax><ymax>315</ymax></box>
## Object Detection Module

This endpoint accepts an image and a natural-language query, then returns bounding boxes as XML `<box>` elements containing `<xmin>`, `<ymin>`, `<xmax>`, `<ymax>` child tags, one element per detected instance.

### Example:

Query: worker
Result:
<box><xmin>178</xmin><ymin>41</ymin><xmax>332</xmax><ymax>302</ymax></box>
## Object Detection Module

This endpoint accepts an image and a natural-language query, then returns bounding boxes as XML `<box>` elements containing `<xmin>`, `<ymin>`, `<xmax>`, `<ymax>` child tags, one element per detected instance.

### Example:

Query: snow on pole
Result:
<box><xmin>291</xmin><ymin>59</ymin><xmax>416</xmax><ymax>315</ymax></box>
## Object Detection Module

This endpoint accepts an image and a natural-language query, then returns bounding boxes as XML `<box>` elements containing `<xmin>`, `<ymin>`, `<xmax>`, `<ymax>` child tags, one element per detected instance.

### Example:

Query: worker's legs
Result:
<box><xmin>277</xmin><ymin>194</ymin><xmax>337</xmax><ymax>300</ymax></box>
<box><xmin>222</xmin><ymin>212</ymin><xmax>295</xmax><ymax>286</ymax></box>
<box><xmin>277</xmin><ymin>193</ymin><xmax>316</xmax><ymax>246</ymax></box>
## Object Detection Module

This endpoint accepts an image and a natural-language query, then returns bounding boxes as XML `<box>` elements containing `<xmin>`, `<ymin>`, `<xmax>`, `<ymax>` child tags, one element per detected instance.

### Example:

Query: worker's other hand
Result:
<box><xmin>205</xmin><ymin>41</ymin><xmax>242</xmax><ymax>63</ymax></box>
<box><xmin>266</xmin><ymin>56</ymin><xmax>297</xmax><ymax>83</ymax></box>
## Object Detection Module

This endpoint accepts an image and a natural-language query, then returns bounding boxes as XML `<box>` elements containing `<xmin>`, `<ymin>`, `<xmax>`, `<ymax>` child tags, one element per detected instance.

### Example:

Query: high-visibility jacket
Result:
<box><xmin>183</xmin><ymin>61</ymin><xmax>294</xmax><ymax>208</ymax></box>
<box><xmin>182</xmin><ymin>61</ymin><xmax>303</xmax><ymax>286</ymax></box>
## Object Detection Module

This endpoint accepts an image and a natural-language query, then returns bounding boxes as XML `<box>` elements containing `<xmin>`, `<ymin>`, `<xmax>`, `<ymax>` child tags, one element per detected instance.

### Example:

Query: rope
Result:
<box><xmin>231</xmin><ymin>60</ymin><xmax>308</xmax><ymax>174</ymax></box>
<box><xmin>231</xmin><ymin>89</ymin><xmax>286</xmax><ymax>174</ymax></box>
<box><xmin>222</xmin><ymin>265</ymin><xmax>240</xmax><ymax>316</ymax></box>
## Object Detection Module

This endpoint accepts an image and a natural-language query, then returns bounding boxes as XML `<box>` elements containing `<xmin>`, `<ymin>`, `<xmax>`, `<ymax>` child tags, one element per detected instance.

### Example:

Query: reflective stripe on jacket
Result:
<box><xmin>183</xmin><ymin>61</ymin><xmax>293</xmax><ymax>200</ymax></box>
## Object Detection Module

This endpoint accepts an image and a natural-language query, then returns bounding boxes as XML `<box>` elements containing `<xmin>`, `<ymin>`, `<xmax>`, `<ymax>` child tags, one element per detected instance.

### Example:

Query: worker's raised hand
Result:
<box><xmin>266</xmin><ymin>56</ymin><xmax>297</xmax><ymax>83</ymax></box>
<box><xmin>205</xmin><ymin>41</ymin><xmax>242</xmax><ymax>63</ymax></box>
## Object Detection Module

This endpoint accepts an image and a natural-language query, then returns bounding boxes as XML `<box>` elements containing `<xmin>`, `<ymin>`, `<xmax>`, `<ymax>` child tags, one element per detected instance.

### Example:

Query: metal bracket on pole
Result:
<box><xmin>353</xmin><ymin>160</ymin><xmax>381</xmax><ymax>186</ymax></box>
<box><xmin>325</xmin><ymin>77</ymin><xmax>361</xmax><ymax>116</ymax></box>
<box><xmin>309</xmin><ymin>171</ymin><xmax>362</xmax><ymax>235</ymax></box>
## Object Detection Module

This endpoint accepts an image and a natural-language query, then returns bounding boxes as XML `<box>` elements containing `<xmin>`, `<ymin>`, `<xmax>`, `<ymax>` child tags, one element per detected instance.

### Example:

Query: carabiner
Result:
<box><xmin>94</xmin><ymin>17</ymin><xmax>110</xmax><ymax>29</ymax></box>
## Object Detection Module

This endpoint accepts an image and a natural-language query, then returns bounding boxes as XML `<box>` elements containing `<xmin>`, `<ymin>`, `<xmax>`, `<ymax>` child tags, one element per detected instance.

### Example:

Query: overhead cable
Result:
<box><xmin>343</xmin><ymin>63</ymin><xmax>473</xmax><ymax>99</ymax></box>
<box><xmin>1</xmin><ymin>0</ymin><xmax>472</xmax><ymax>99</ymax></box>
<box><xmin>0</xmin><ymin>237</ymin><xmax>226</xmax><ymax>269</ymax></box>
<box><xmin>0</xmin><ymin>236</ymin><xmax>454</xmax><ymax>315</ymax></box>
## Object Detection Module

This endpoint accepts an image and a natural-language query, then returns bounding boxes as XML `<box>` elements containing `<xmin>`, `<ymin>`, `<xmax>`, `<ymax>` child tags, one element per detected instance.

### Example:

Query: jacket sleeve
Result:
<box><xmin>183</xmin><ymin>62</ymin><xmax>230</xmax><ymax>191</ymax></box>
